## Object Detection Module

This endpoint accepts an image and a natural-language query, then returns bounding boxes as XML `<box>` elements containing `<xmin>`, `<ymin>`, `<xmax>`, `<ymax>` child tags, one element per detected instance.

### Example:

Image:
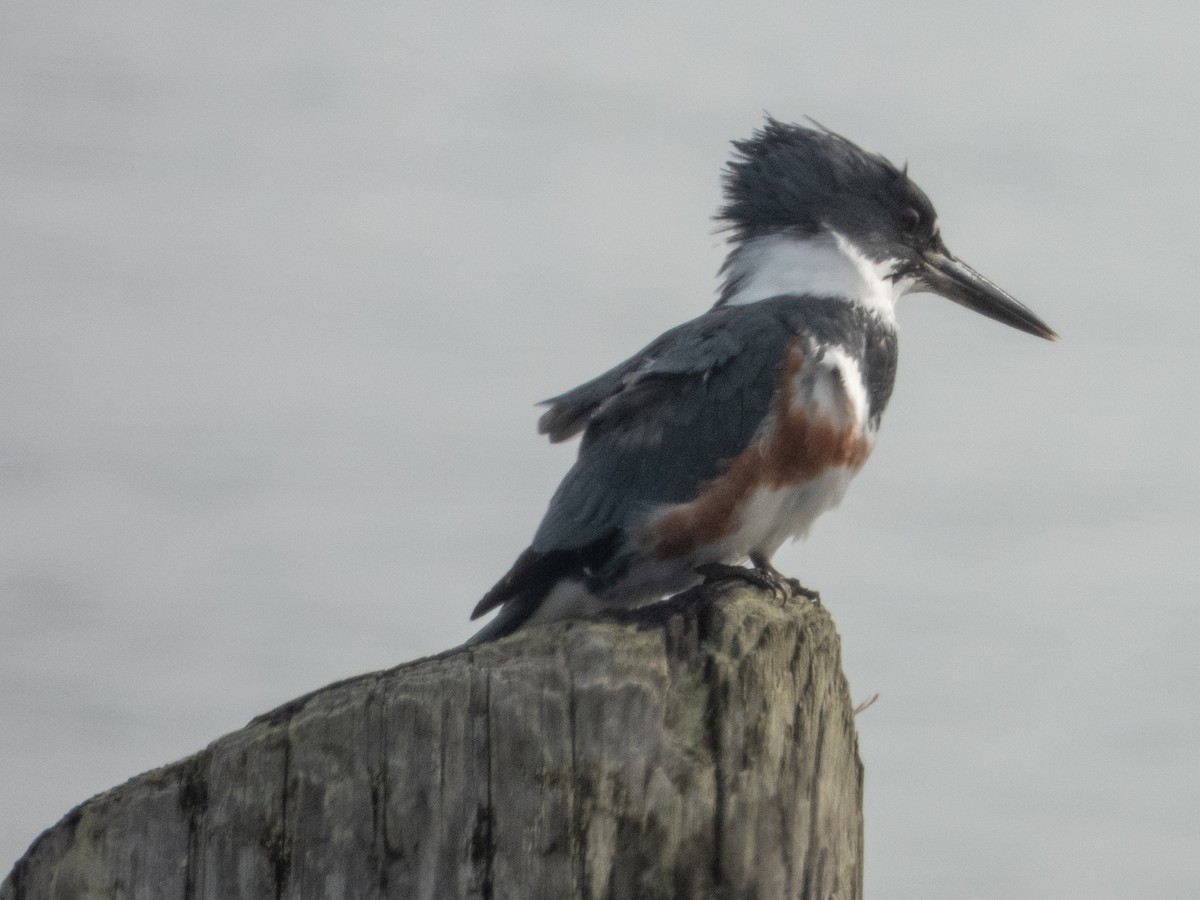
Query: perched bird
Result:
<box><xmin>469</xmin><ymin>118</ymin><xmax>1056</xmax><ymax>643</ymax></box>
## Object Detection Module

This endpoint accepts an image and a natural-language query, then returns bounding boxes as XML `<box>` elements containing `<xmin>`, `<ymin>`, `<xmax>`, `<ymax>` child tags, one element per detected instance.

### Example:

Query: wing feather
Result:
<box><xmin>531</xmin><ymin>304</ymin><xmax>797</xmax><ymax>554</ymax></box>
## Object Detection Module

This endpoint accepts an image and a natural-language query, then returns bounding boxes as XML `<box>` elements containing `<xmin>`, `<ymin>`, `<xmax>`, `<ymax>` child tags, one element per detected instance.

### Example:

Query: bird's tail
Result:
<box><xmin>465</xmin><ymin>588</ymin><xmax>548</xmax><ymax>644</ymax></box>
<box><xmin>465</xmin><ymin>546</ymin><xmax>568</xmax><ymax>645</ymax></box>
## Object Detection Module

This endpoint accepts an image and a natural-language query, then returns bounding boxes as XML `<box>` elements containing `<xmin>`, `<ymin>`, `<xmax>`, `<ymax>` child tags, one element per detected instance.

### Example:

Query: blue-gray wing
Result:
<box><xmin>531</xmin><ymin>303</ymin><xmax>797</xmax><ymax>552</ymax></box>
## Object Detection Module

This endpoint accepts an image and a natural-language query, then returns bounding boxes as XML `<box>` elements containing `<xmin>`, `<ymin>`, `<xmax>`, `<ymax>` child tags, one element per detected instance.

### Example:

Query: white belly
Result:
<box><xmin>525</xmin><ymin>463</ymin><xmax>861</xmax><ymax>628</ymax></box>
<box><xmin>703</xmin><ymin>464</ymin><xmax>860</xmax><ymax>562</ymax></box>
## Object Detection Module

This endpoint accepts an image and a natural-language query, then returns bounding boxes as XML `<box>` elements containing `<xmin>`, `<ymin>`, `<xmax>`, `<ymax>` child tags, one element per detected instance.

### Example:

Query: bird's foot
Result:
<box><xmin>749</xmin><ymin>553</ymin><xmax>822</xmax><ymax>604</ymax></box>
<box><xmin>778</xmin><ymin>577</ymin><xmax>821</xmax><ymax>604</ymax></box>
<box><xmin>797</xmin><ymin>583</ymin><xmax>821</xmax><ymax>603</ymax></box>
<box><xmin>694</xmin><ymin>563</ymin><xmax>787</xmax><ymax>600</ymax></box>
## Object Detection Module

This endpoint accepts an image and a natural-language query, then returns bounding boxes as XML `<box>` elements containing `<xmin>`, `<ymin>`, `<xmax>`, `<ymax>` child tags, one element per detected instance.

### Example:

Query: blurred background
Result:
<box><xmin>2</xmin><ymin>1</ymin><xmax>1198</xmax><ymax>896</ymax></box>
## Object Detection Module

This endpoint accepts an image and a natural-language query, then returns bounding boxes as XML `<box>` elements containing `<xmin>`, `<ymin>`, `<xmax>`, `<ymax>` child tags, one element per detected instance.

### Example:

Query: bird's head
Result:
<box><xmin>718</xmin><ymin>117</ymin><xmax>1057</xmax><ymax>340</ymax></box>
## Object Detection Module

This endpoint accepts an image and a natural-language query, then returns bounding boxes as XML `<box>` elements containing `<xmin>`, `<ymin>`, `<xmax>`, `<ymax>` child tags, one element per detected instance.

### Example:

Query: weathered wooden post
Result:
<box><xmin>2</xmin><ymin>580</ymin><xmax>864</xmax><ymax>900</ymax></box>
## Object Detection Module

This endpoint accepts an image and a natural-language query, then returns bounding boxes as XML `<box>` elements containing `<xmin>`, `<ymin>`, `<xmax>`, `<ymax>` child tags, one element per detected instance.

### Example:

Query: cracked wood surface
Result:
<box><xmin>2</xmin><ymin>581</ymin><xmax>864</xmax><ymax>900</ymax></box>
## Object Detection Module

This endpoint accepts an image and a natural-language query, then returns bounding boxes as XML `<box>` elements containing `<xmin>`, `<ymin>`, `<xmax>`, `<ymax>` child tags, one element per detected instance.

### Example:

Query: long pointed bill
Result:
<box><xmin>920</xmin><ymin>250</ymin><xmax>1058</xmax><ymax>340</ymax></box>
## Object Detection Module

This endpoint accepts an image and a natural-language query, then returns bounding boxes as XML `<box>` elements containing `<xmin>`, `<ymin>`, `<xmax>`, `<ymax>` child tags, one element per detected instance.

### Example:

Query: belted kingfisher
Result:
<box><xmin>468</xmin><ymin>118</ymin><xmax>1056</xmax><ymax>643</ymax></box>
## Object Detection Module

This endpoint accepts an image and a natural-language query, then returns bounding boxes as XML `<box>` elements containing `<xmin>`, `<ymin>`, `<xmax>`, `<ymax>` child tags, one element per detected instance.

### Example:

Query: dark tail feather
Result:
<box><xmin>470</xmin><ymin>547</ymin><xmax>561</xmax><ymax>620</ymax></box>
<box><xmin>467</xmin><ymin>546</ymin><xmax>570</xmax><ymax>645</ymax></box>
<box><xmin>467</xmin><ymin>532</ymin><xmax>621</xmax><ymax>645</ymax></box>
<box><xmin>465</xmin><ymin>588</ymin><xmax>547</xmax><ymax>644</ymax></box>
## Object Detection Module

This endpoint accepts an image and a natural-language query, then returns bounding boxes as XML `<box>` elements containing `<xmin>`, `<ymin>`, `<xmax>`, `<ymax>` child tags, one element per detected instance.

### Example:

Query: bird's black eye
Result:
<box><xmin>900</xmin><ymin>206</ymin><xmax>922</xmax><ymax>235</ymax></box>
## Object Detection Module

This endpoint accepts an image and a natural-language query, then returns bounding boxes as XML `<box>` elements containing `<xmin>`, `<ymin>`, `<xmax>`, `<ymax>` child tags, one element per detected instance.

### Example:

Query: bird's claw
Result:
<box><xmin>695</xmin><ymin>562</ymin><xmax>781</xmax><ymax>596</ymax></box>
<box><xmin>787</xmin><ymin>579</ymin><xmax>821</xmax><ymax>604</ymax></box>
<box><xmin>695</xmin><ymin>563</ymin><xmax>819</xmax><ymax>604</ymax></box>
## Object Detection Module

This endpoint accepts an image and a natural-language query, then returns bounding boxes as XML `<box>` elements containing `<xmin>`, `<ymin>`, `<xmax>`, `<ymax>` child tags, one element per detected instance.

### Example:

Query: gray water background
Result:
<box><xmin>2</xmin><ymin>1</ymin><xmax>1198</xmax><ymax>896</ymax></box>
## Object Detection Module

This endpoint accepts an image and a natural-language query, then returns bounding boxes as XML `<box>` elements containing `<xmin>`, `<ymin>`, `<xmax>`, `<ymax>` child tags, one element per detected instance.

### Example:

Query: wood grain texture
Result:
<box><xmin>2</xmin><ymin>581</ymin><xmax>864</xmax><ymax>900</ymax></box>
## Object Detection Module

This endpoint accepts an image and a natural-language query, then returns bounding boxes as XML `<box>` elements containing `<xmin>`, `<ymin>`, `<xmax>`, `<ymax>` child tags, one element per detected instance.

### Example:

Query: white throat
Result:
<box><xmin>719</xmin><ymin>231</ymin><xmax>910</xmax><ymax>322</ymax></box>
